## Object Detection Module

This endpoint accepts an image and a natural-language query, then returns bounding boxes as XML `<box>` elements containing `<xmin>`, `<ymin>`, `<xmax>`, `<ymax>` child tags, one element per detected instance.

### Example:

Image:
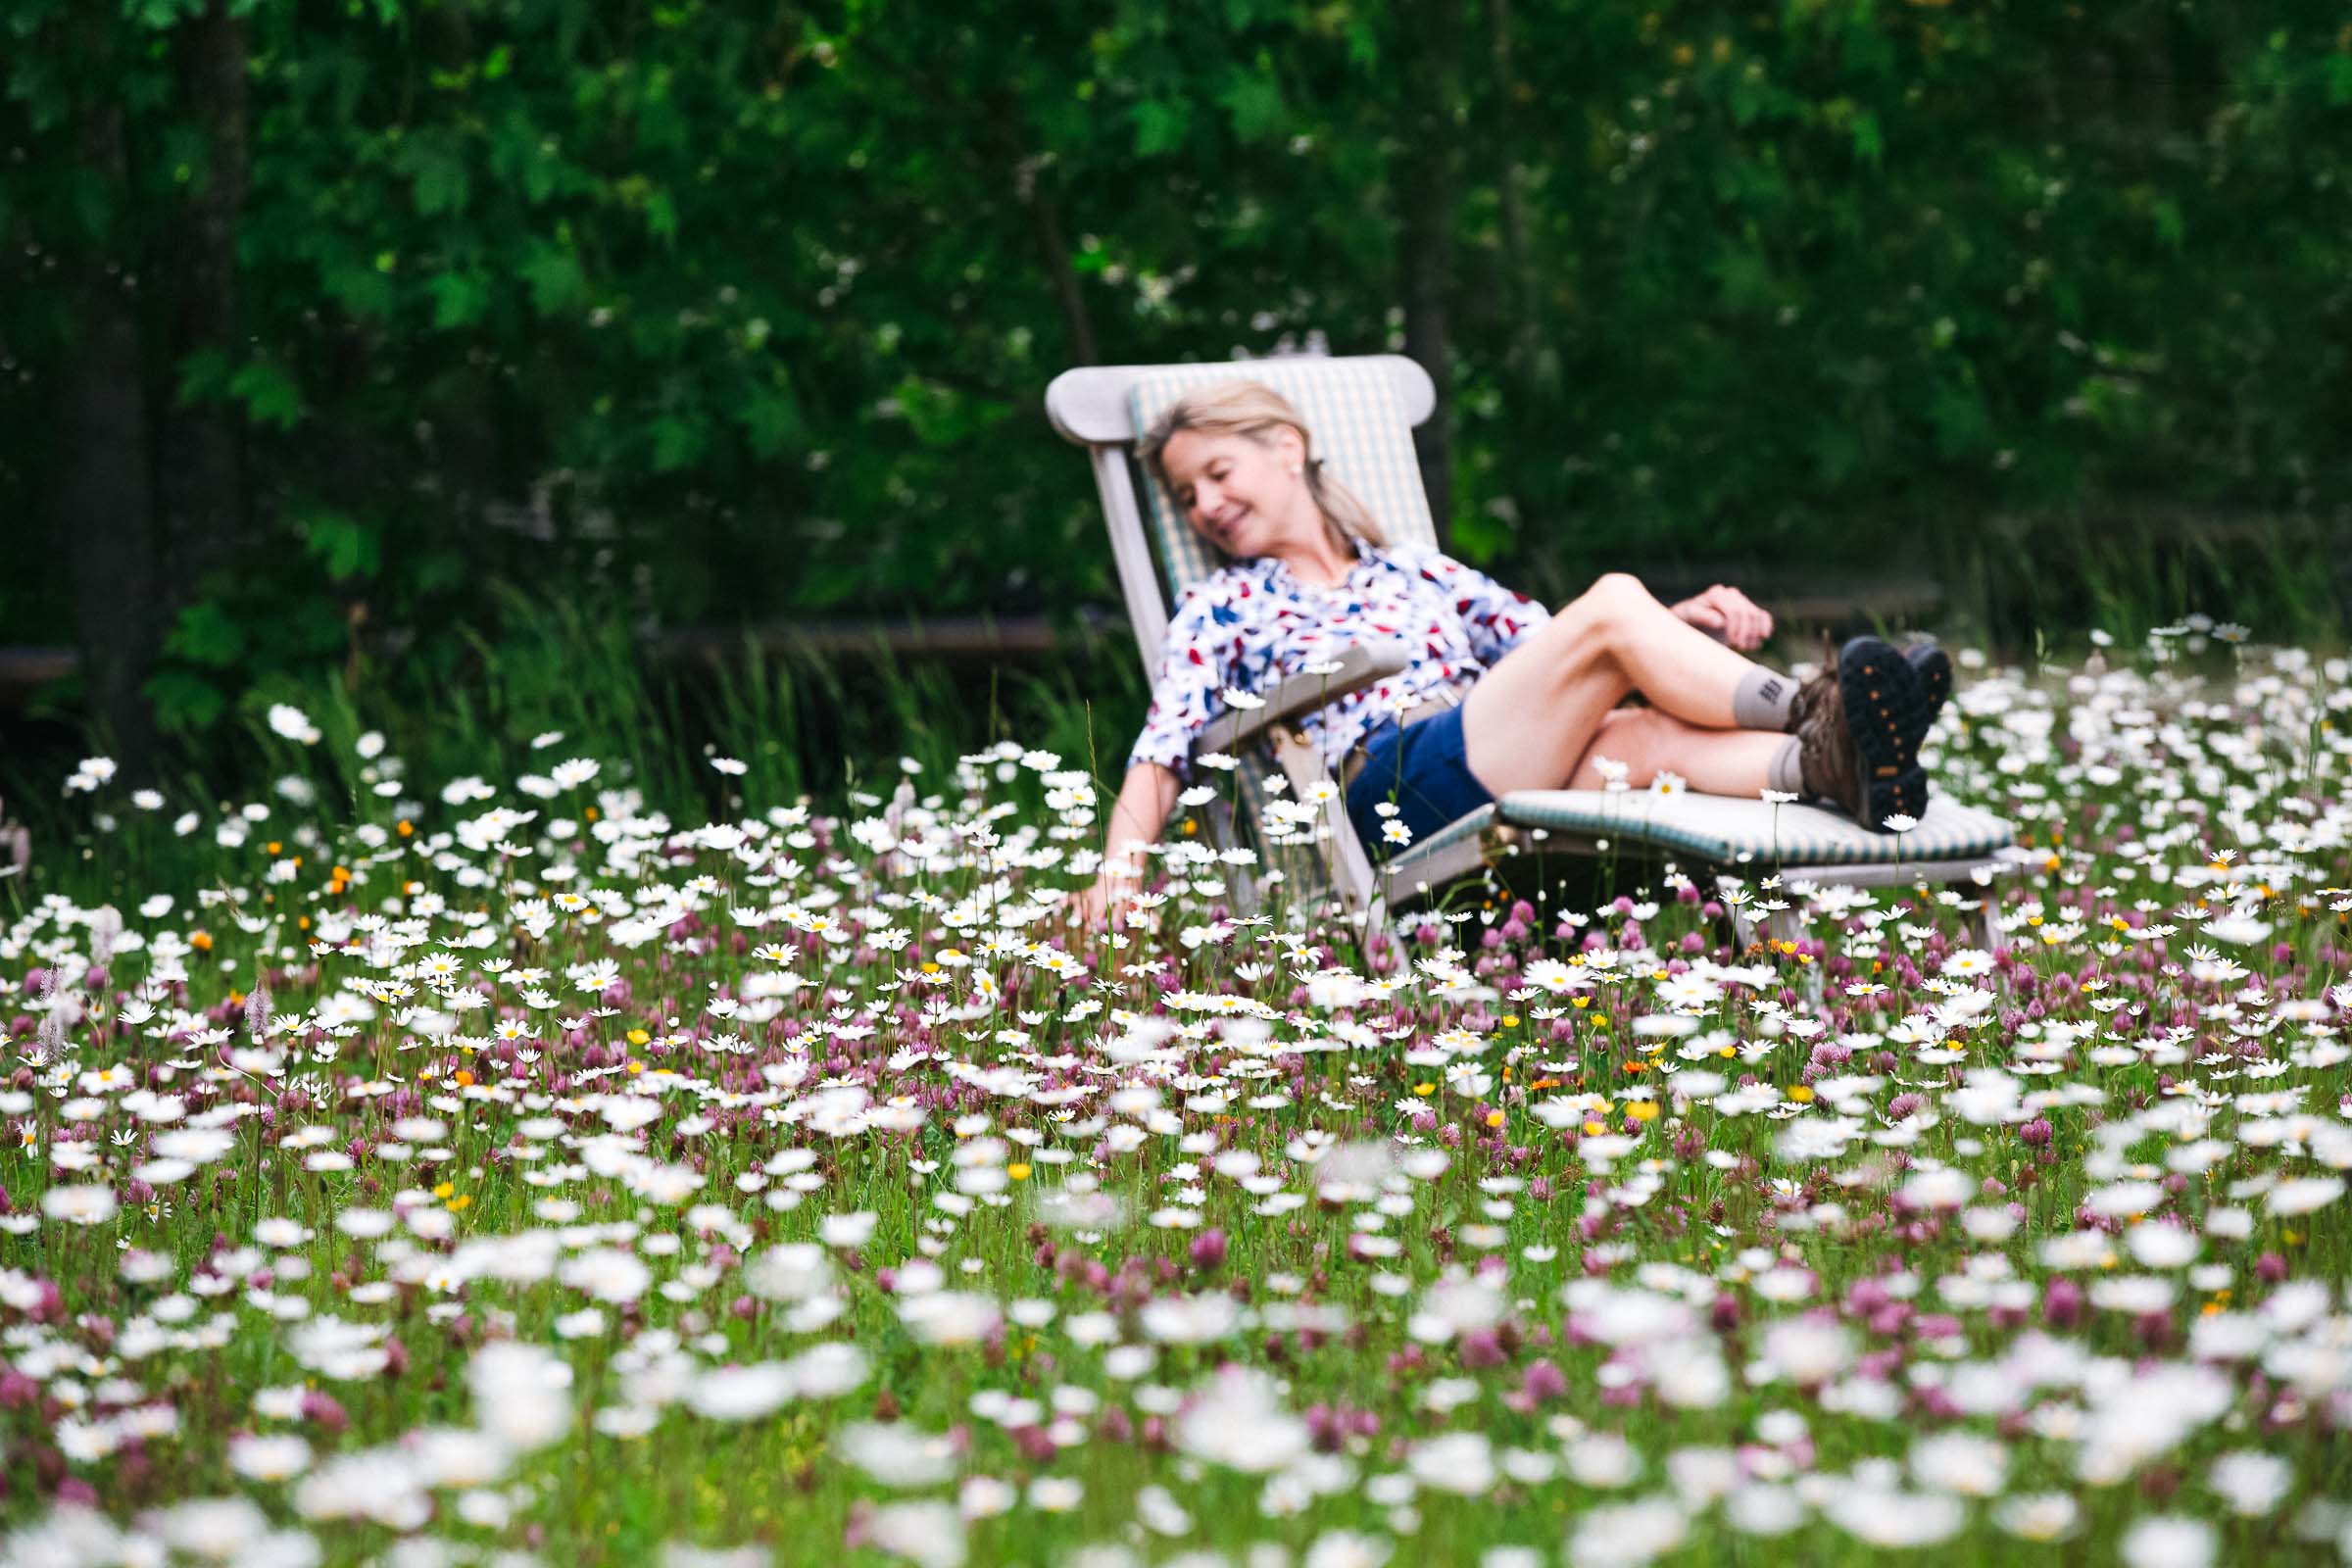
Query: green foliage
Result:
<box><xmin>1</xmin><ymin>0</ymin><xmax>2347</xmax><ymax>737</ymax></box>
<box><xmin>149</xmin><ymin>571</ymin><xmax>351</xmax><ymax>737</ymax></box>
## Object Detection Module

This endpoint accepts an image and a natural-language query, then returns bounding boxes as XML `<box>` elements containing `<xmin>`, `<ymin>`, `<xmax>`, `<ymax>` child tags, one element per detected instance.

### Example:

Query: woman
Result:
<box><xmin>1070</xmin><ymin>380</ymin><xmax>1950</xmax><ymax>925</ymax></box>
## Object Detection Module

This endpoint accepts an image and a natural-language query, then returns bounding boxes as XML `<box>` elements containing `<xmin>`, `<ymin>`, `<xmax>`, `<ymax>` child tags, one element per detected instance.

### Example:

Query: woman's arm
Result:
<box><xmin>1414</xmin><ymin>549</ymin><xmax>1552</xmax><ymax>665</ymax></box>
<box><xmin>1069</xmin><ymin>760</ymin><xmax>1181</xmax><ymax>926</ymax></box>
<box><xmin>1074</xmin><ymin>576</ymin><xmax>1245</xmax><ymax>929</ymax></box>
<box><xmin>1666</xmin><ymin>583</ymin><xmax>1773</xmax><ymax>649</ymax></box>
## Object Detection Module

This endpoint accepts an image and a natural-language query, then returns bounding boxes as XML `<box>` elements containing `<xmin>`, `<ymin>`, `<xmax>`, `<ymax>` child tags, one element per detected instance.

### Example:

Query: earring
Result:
<box><xmin>1290</xmin><ymin>466</ymin><xmax>1303</xmax><ymax>478</ymax></box>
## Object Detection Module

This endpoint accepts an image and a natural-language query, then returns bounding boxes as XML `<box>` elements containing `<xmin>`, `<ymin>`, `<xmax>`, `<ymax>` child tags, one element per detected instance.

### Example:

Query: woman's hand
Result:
<box><xmin>1063</xmin><ymin>865</ymin><xmax>1145</xmax><ymax>931</ymax></box>
<box><xmin>1070</xmin><ymin>762</ymin><xmax>1180</xmax><ymax>932</ymax></box>
<box><xmin>1063</xmin><ymin>877</ymin><xmax>1114</xmax><ymax>930</ymax></box>
<box><xmin>1671</xmin><ymin>584</ymin><xmax>1774</xmax><ymax>651</ymax></box>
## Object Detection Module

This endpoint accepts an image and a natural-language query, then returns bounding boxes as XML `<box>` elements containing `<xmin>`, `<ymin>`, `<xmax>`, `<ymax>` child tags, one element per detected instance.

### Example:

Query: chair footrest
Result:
<box><xmin>1492</xmin><ymin>786</ymin><xmax>2017</xmax><ymax>869</ymax></box>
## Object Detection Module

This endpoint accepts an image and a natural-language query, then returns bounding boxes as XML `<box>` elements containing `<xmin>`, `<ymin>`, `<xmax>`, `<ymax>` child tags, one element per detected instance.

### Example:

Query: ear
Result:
<box><xmin>1270</xmin><ymin>424</ymin><xmax>1307</xmax><ymax>470</ymax></box>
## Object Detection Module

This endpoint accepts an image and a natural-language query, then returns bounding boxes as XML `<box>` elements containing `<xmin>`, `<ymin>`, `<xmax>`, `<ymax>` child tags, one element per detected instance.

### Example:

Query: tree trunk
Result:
<box><xmin>52</xmin><ymin>95</ymin><xmax>162</xmax><ymax>774</ymax></box>
<box><xmin>1400</xmin><ymin>192</ymin><xmax>1452</xmax><ymax>546</ymax></box>
<box><xmin>154</xmin><ymin>0</ymin><xmax>251</xmax><ymax>616</ymax></box>
<box><xmin>1486</xmin><ymin>0</ymin><xmax>1543</xmax><ymax>389</ymax></box>
<box><xmin>1397</xmin><ymin>0</ymin><xmax>1463</xmax><ymax>547</ymax></box>
<box><xmin>1021</xmin><ymin>156</ymin><xmax>1100</xmax><ymax>367</ymax></box>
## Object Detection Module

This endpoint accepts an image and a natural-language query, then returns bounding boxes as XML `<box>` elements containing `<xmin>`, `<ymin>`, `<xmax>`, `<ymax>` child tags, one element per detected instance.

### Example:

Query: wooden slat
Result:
<box><xmin>1045</xmin><ymin>354</ymin><xmax>1439</xmax><ymax>444</ymax></box>
<box><xmin>647</xmin><ymin>609</ymin><xmax>1120</xmax><ymax>663</ymax></box>
<box><xmin>1637</xmin><ymin>569</ymin><xmax>1945</xmax><ymax>627</ymax></box>
<box><xmin>0</xmin><ymin>648</ymin><xmax>76</xmax><ymax>707</ymax></box>
<box><xmin>1195</xmin><ymin>641</ymin><xmax>1411</xmax><ymax>755</ymax></box>
<box><xmin>1090</xmin><ymin>444</ymin><xmax>1171</xmax><ymax>675</ymax></box>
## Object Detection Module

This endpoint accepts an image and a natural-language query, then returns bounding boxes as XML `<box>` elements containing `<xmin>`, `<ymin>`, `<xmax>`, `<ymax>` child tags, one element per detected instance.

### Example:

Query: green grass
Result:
<box><xmin>0</xmin><ymin>616</ymin><xmax>2347</xmax><ymax>1567</ymax></box>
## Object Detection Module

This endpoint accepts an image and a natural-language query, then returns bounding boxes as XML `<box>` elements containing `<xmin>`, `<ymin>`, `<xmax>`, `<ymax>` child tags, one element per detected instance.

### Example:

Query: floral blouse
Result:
<box><xmin>1127</xmin><ymin>543</ymin><xmax>1551</xmax><ymax>780</ymax></box>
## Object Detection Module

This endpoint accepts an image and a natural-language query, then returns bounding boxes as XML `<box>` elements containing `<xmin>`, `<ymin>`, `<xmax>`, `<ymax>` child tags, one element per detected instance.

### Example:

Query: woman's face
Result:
<box><xmin>1158</xmin><ymin>426</ymin><xmax>1311</xmax><ymax>561</ymax></box>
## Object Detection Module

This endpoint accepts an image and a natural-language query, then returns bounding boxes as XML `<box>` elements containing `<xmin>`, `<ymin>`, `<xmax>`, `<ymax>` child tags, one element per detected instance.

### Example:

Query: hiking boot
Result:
<box><xmin>1790</xmin><ymin>636</ymin><xmax>1951</xmax><ymax>732</ymax></box>
<box><xmin>1795</xmin><ymin>636</ymin><xmax>1936</xmax><ymax>829</ymax></box>
<box><xmin>1787</xmin><ymin>635</ymin><xmax>1840</xmax><ymax>735</ymax></box>
<box><xmin>1903</xmin><ymin>635</ymin><xmax>1953</xmax><ymax>710</ymax></box>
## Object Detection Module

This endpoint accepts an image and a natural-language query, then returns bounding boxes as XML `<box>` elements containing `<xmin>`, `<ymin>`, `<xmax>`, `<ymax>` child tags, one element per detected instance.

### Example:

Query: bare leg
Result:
<box><xmin>1461</xmin><ymin>572</ymin><xmax>1789</xmax><ymax>795</ymax></box>
<box><xmin>1578</xmin><ymin>574</ymin><xmax>1774</xmax><ymax>727</ymax></box>
<box><xmin>1564</xmin><ymin>707</ymin><xmax>1788</xmax><ymax>796</ymax></box>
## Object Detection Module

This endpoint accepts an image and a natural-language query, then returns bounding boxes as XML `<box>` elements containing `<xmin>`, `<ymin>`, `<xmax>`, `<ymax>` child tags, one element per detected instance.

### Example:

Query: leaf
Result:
<box><xmin>890</xmin><ymin>376</ymin><xmax>1010</xmax><ymax>448</ymax></box>
<box><xmin>651</xmin><ymin>414</ymin><xmax>707</xmax><ymax>471</ymax></box>
<box><xmin>521</xmin><ymin>244</ymin><xmax>589</xmax><ymax>315</ymax></box>
<box><xmin>1710</xmin><ymin>247</ymin><xmax>1775</xmax><ymax>312</ymax></box>
<box><xmin>740</xmin><ymin>382</ymin><xmax>805</xmax><ymax>456</ymax></box>
<box><xmin>162</xmin><ymin>601</ymin><xmax>246</xmax><ymax>669</ymax></box>
<box><xmin>429</xmin><ymin>270</ymin><xmax>492</xmax><ymax>328</ymax></box>
<box><xmin>68</xmin><ymin>163</ymin><xmax>116</xmax><ymax>244</ymax></box>
<box><xmin>524</xmin><ymin>146</ymin><xmax>564</xmax><ymax>205</ymax></box>
<box><xmin>1838</xmin><ymin>21</ymin><xmax>1895</xmax><ymax>79</ymax></box>
<box><xmin>1730</xmin><ymin>76</ymin><xmax>1768</xmax><ymax>126</ymax></box>
<box><xmin>321</xmin><ymin>263</ymin><xmax>395</xmax><ymax>319</ymax></box>
<box><xmin>301</xmin><ymin>511</ymin><xmax>380</xmax><ymax>581</ymax></box>
<box><xmin>407</xmin><ymin>138</ymin><xmax>470</xmax><ymax>218</ymax></box>
<box><xmin>1927</xmin><ymin>375</ymin><xmax>1990</xmax><ymax>458</ymax></box>
<box><xmin>227</xmin><ymin>358</ymin><xmax>304</xmax><ymax>429</ymax></box>
<box><xmin>1132</xmin><ymin>98</ymin><xmax>1190</xmax><ymax>157</ymax></box>
<box><xmin>1451</xmin><ymin>503</ymin><xmax>1510</xmax><ymax>560</ymax></box>
<box><xmin>1809</xmin><ymin>424</ymin><xmax>1863</xmax><ymax>486</ymax></box>
<box><xmin>128</xmin><ymin>0</ymin><xmax>205</xmax><ymax>29</ymax></box>
<box><xmin>644</xmin><ymin>188</ymin><xmax>679</xmax><ymax>242</ymax></box>
<box><xmin>1848</xmin><ymin>109</ymin><xmax>1882</xmax><ymax>168</ymax></box>
<box><xmin>143</xmin><ymin>668</ymin><xmax>228</xmax><ymax>735</ymax></box>
<box><xmin>175</xmin><ymin>347</ymin><xmax>234</xmax><ymax>408</ymax></box>
<box><xmin>416</xmin><ymin>549</ymin><xmax>468</xmax><ymax>595</ymax></box>
<box><xmin>1219</xmin><ymin>69</ymin><xmax>1286</xmax><ymax>144</ymax></box>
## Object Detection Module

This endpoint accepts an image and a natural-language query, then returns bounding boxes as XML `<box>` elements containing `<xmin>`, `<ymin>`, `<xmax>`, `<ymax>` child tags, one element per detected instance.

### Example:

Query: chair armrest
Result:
<box><xmin>1195</xmin><ymin>642</ymin><xmax>1413</xmax><ymax>757</ymax></box>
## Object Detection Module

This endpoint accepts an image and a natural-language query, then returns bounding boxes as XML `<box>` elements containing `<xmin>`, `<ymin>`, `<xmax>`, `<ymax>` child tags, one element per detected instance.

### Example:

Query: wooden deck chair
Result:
<box><xmin>1045</xmin><ymin>353</ymin><xmax>2025</xmax><ymax>948</ymax></box>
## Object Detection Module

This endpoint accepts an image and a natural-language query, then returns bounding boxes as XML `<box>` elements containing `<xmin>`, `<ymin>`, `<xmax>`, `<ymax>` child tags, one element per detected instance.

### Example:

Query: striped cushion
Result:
<box><xmin>1493</xmin><ymin>787</ymin><xmax>2016</xmax><ymax>868</ymax></box>
<box><xmin>1128</xmin><ymin>361</ymin><xmax>1436</xmax><ymax>599</ymax></box>
<box><xmin>1391</xmin><ymin>803</ymin><xmax>1497</xmax><ymax>866</ymax></box>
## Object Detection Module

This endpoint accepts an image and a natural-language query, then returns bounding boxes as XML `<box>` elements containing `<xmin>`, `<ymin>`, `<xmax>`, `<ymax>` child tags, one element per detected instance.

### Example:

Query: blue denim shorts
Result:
<box><xmin>1343</xmin><ymin>704</ymin><xmax>1495</xmax><ymax>860</ymax></box>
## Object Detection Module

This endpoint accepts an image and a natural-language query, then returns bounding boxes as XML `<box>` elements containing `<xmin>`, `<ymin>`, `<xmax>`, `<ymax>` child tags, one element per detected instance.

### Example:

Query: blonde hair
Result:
<box><xmin>1137</xmin><ymin>379</ymin><xmax>1389</xmax><ymax>555</ymax></box>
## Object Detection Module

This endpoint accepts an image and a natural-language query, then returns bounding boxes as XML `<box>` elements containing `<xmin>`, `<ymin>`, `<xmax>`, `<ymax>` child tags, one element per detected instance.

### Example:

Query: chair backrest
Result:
<box><xmin>1047</xmin><ymin>355</ymin><xmax>1438</xmax><ymax>674</ymax></box>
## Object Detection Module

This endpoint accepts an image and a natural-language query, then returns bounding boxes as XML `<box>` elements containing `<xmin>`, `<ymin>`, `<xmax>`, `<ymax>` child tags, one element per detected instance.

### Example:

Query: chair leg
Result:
<box><xmin>1205</xmin><ymin>798</ymin><xmax>1259</xmax><ymax>917</ymax></box>
<box><xmin>1764</xmin><ymin>906</ymin><xmax>1824</xmax><ymax>1004</ymax></box>
<box><xmin>1269</xmin><ymin>728</ymin><xmax>1381</xmax><ymax>931</ymax></box>
<box><xmin>1969</xmin><ymin>886</ymin><xmax>1999</xmax><ymax>952</ymax></box>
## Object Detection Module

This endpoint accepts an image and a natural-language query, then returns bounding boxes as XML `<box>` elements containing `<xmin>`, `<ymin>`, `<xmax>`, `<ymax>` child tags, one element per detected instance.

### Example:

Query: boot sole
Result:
<box><xmin>1839</xmin><ymin>636</ymin><xmax>1938</xmax><ymax>829</ymax></box>
<box><xmin>1886</xmin><ymin>644</ymin><xmax>1950</xmax><ymax>825</ymax></box>
<box><xmin>1906</xmin><ymin>640</ymin><xmax>1952</xmax><ymax>709</ymax></box>
<box><xmin>1865</xmin><ymin>763</ymin><xmax>1930</xmax><ymax>826</ymax></box>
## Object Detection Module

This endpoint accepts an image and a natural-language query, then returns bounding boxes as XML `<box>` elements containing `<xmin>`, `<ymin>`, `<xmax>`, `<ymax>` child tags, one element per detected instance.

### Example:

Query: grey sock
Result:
<box><xmin>1734</xmin><ymin>667</ymin><xmax>1799</xmax><ymax>732</ymax></box>
<box><xmin>1768</xmin><ymin>736</ymin><xmax>1806</xmax><ymax>796</ymax></box>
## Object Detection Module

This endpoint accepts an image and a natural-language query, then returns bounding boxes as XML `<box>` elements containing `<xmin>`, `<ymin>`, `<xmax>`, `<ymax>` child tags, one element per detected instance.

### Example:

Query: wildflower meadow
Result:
<box><xmin>4</xmin><ymin>630</ymin><xmax>2351</xmax><ymax>1568</ymax></box>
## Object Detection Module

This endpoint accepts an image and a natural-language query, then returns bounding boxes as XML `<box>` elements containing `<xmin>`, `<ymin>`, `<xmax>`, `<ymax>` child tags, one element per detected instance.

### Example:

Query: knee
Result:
<box><xmin>1579</xmin><ymin>705</ymin><xmax>1667</xmax><ymax>781</ymax></box>
<box><xmin>1589</xmin><ymin>703</ymin><xmax>1682</xmax><ymax>762</ymax></box>
<box><xmin>1589</xmin><ymin>571</ymin><xmax>1657</xmax><ymax>615</ymax></box>
<box><xmin>1587</xmin><ymin>706</ymin><xmax>1647</xmax><ymax>750</ymax></box>
<box><xmin>1560</xmin><ymin>571</ymin><xmax>1655</xmax><ymax>640</ymax></box>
